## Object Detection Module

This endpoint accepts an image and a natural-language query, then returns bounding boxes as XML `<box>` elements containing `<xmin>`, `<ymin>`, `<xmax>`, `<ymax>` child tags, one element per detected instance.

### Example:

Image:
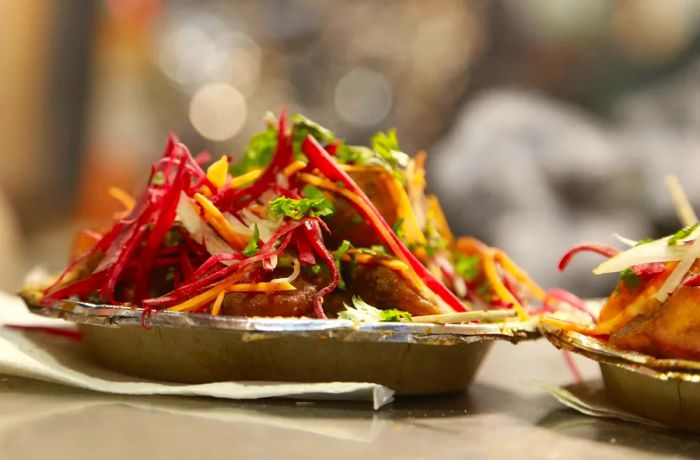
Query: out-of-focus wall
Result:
<box><xmin>0</xmin><ymin>1</ymin><xmax>52</xmax><ymax>207</ymax></box>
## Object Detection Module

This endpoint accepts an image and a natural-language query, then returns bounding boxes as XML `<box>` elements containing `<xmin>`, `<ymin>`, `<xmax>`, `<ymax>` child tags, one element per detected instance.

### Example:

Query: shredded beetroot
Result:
<box><xmin>300</xmin><ymin>219</ymin><xmax>336</xmax><ymax>319</ymax></box>
<box><xmin>684</xmin><ymin>274</ymin><xmax>700</xmax><ymax>287</ymax></box>
<box><xmin>630</xmin><ymin>262</ymin><xmax>666</xmax><ymax>277</ymax></box>
<box><xmin>302</xmin><ymin>136</ymin><xmax>467</xmax><ymax>312</ymax></box>
<box><xmin>558</xmin><ymin>243</ymin><xmax>621</xmax><ymax>272</ymax></box>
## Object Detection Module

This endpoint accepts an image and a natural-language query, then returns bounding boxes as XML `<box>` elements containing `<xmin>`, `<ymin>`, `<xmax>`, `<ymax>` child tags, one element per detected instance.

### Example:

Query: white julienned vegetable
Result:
<box><xmin>176</xmin><ymin>192</ymin><xmax>235</xmax><ymax>263</ymax></box>
<box><xmin>270</xmin><ymin>257</ymin><xmax>300</xmax><ymax>284</ymax></box>
<box><xmin>593</xmin><ymin>227</ymin><xmax>700</xmax><ymax>275</ymax></box>
<box><xmin>655</xmin><ymin>236</ymin><xmax>700</xmax><ymax>303</ymax></box>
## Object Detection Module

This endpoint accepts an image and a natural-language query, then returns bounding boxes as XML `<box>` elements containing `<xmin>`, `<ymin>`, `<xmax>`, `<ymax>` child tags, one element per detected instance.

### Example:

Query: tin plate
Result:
<box><xmin>544</xmin><ymin>323</ymin><xmax>700</xmax><ymax>431</ymax></box>
<box><xmin>21</xmin><ymin>291</ymin><xmax>538</xmax><ymax>395</ymax></box>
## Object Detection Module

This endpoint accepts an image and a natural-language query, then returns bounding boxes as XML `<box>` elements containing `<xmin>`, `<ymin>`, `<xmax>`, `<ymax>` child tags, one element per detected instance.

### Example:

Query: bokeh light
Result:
<box><xmin>334</xmin><ymin>67</ymin><xmax>393</xmax><ymax>127</ymax></box>
<box><xmin>189</xmin><ymin>83</ymin><xmax>247</xmax><ymax>141</ymax></box>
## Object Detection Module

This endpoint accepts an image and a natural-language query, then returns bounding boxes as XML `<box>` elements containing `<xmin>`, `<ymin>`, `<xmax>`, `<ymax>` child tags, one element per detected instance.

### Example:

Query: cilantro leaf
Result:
<box><xmin>338</xmin><ymin>296</ymin><xmax>412</xmax><ymax>323</ymax></box>
<box><xmin>371</xmin><ymin>129</ymin><xmax>409</xmax><ymax>179</ymax></box>
<box><xmin>151</xmin><ymin>171</ymin><xmax>165</xmax><ymax>186</ymax></box>
<box><xmin>333</xmin><ymin>240</ymin><xmax>353</xmax><ymax>290</ymax></box>
<box><xmin>230</xmin><ymin>125</ymin><xmax>278</xmax><ymax>176</ymax></box>
<box><xmin>668</xmin><ymin>223</ymin><xmax>698</xmax><ymax>246</ymax></box>
<box><xmin>336</xmin><ymin>144</ymin><xmax>375</xmax><ymax>165</ymax></box>
<box><xmin>268</xmin><ymin>196</ymin><xmax>334</xmax><ymax>220</ymax></box>
<box><xmin>379</xmin><ymin>309</ymin><xmax>413</xmax><ymax>322</ymax></box>
<box><xmin>302</xmin><ymin>185</ymin><xmax>334</xmax><ymax>214</ymax></box>
<box><xmin>620</xmin><ymin>267</ymin><xmax>641</xmax><ymax>289</ymax></box>
<box><xmin>354</xmin><ymin>245</ymin><xmax>390</xmax><ymax>257</ymax></box>
<box><xmin>392</xmin><ymin>218</ymin><xmax>405</xmax><ymax>240</ymax></box>
<box><xmin>455</xmin><ymin>254</ymin><xmax>481</xmax><ymax>282</ymax></box>
<box><xmin>291</xmin><ymin>113</ymin><xmax>336</xmax><ymax>148</ymax></box>
<box><xmin>243</xmin><ymin>224</ymin><xmax>260</xmax><ymax>257</ymax></box>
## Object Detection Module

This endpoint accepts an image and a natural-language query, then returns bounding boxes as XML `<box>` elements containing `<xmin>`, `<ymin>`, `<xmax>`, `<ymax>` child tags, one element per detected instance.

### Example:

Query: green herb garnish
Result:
<box><xmin>620</xmin><ymin>268</ymin><xmax>641</xmax><ymax>289</ymax></box>
<box><xmin>455</xmin><ymin>254</ymin><xmax>481</xmax><ymax>282</ymax></box>
<box><xmin>338</xmin><ymin>296</ymin><xmax>412</xmax><ymax>323</ymax></box>
<box><xmin>243</xmin><ymin>224</ymin><xmax>260</xmax><ymax>257</ymax></box>
<box><xmin>668</xmin><ymin>223</ymin><xmax>698</xmax><ymax>246</ymax></box>
<box><xmin>268</xmin><ymin>196</ymin><xmax>334</xmax><ymax>220</ymax></box>
<box><xmin>333</xmin><ymin>240</ymin><xmax>353</xmax><ymax>290</ymax></box>
<box><xmin>302</xmin><ymin>185</ymin><xmax>334</xmax><ymax>214</ymax></box>
<box><xmin>151</xmin><ymin>171</ymin><xmax>165</xmax><ymax>185</ymax></box>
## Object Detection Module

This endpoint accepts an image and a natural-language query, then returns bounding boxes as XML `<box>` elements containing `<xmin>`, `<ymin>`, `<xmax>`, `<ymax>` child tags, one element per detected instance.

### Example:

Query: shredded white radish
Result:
<box><xmin>271</xmin><ymin>258</ymin><xmax>300</xmax><ymax>283</ymax></box>
<box><xmin>613</xmin><ymin>233</ymin><xmax>639</xmax><ymax>247</ymax></box>
<box><xmin>224</xmin><ymin>212</ymin><xmax>253</xmax><ymax>237</ymax></box>
<box><xmin>176</xmin><ymin>192</ymin><xmax>235</xmax><ymax>262</ymax></box>
<box><xmin>454</xmin><ymin>277</ymin><xmax>467</xmax><ymax>299</ymax></box>
<box><xmin>593</xmin><ymin>229</ymin><xmax>700</xmax><ymax>275</ymax></box>
<box><xmin>276</xmin><ymin>172</ymin><xmax>289</xmax><ymax>189</ymax></box>
<box><xmin>240</xmin><ymin>208</ymin><xmax>281</xmax><ymax>243</ymax></box>
<box><xmin>655</xmin><ymin>237</ymin><xmax>700</xmax><ymax>303</ymax></box>
<box><xmin>665</xmin><ymin>175</ymin><xmax>698</xmax><ymax>227</ymax></box>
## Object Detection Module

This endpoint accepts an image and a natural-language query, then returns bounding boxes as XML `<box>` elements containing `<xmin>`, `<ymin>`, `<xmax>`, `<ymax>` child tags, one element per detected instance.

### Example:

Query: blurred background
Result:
<box><xmin>3</xmin><ymin>0</ymin><xmax>700</xmax><ymax>295</ymax></box>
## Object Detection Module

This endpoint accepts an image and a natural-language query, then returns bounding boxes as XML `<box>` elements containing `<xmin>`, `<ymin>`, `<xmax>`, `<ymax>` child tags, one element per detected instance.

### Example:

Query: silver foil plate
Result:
<box><xmin>24</xmin><ymin>294</ymin><xmax>540</xmax><ymax>346</ymax></box>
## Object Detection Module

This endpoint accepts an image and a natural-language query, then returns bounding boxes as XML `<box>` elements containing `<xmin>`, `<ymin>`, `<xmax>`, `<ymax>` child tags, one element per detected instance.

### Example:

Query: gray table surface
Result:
<box><xmin>0</xmin><ymin>340</ymin><xmax>698</xmax><ymax>460</ymax></box>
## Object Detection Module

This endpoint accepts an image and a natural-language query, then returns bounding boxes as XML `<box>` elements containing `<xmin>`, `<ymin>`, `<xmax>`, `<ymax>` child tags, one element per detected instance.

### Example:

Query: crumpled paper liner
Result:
<box><xmin>0</xmin><ymin>291</ymin><xmax>394</xmax><ymax>409</ymax></box>
<box><xmin>538</xmin><ymin>380</ymin><xmax>664</xmax><ymax>428</ymax></box>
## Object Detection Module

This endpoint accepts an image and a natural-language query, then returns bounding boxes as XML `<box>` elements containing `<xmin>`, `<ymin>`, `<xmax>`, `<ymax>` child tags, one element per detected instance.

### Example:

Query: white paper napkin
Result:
<box><xmin>0</xmin><ymin>291</ymin><xmax>394</xmax><ymax>409</ymax></box>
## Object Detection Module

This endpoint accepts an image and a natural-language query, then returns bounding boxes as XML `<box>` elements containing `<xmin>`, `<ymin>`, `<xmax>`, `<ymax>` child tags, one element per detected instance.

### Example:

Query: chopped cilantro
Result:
<box><xmin>338</xmin><ymin>296</ymin><xmax>412</xmax><ymax>323</ymax></box>
<box><xmin>243</xmin><ymin>224</ymin><xmax>260</xmax><ymax>257</ymax></box>
<box><xmin>476</xmin><ymin>282</ymin><xmax>491</xmax><ymax>299</ymax></box>
<box><xmin>668</xmin><ymin>223</ymin><xmax>698</xmax><ymax>246</ymax></box>
<box><xmin>336</xmin><ymin>145</ymin><xmax>375</xmax><ymax>165</ymax></box>
<box><xmin>311</xmin><ymin>265</ymin><xmax>322</xmax><ymax>275</ymax></box>
<box><xmin>635</xmin><ymin>237</ymin><xmax>654</xmax><ymax>247</ymax></box>
<box><xmin>392</xmin><ymin>218</ymin><xmax>405</xmax><ymax>239</ymax></box>
<box><xmin>268</xmin><ymin>196</ymin><xmax>334</xmax><ymax>220</ymax></box>
<box><xmin>355</xmin><ymin>245</ymin><xmax>390</xmax><ymax>257</ymax></box>
<box><xmin>333</xmin><ymin>240</ymin><xmax>353</xmax><ymax>290</ymax></box>
<box><xmin>230</xmin><ymin>124</ymin><xmax>278</xmax><ymax>176</ymax></box>
<box><xmin>620</xmin><ymin>268</ymin><xmax>641</xmax><ymax>289</ymax></box>
<box><xmin>455</xmin><ymin>254</ymin><xmax>481</xmax><ymax>282</ymax></box>
<box><xmin>379</xmin><ymin>309</ymin><xmax>413</xmax><ymax>322</ymax></box>
<box><xmin>302</xmin><ymin>185</ymin><xmax>334</xmax><ymax>214</ymax></box>
<box><xmin>371</xmin><ymin>129</ymin><xmax>409</xmax><ymax>180</ymax></box>
<box><xmin>291</xmin><ymin>113</ymin><xmax>336</xmax><ymax>152</ymax></box>
<box><xmin>151</xmin><ymin>171</ymin><xmax>165</xmax><ymax>186</ymax></box>
<box><xmin>350</xmin><ymin>215</ymin><xmax>364</xmax><ymax>225</ymax></box>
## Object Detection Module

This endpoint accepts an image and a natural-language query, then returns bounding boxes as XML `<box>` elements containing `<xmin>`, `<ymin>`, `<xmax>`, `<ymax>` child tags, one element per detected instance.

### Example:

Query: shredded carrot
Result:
<box><xmin>227</xmin><ymin>282</ymin><xmax>296</xmax><ymax>292</ymax></box>
<box><xmin>482</xmin><ymin>249</ymin><xmax>529</xmax><ymax>321</ymax></box>
<box><xmin>299</xmin><ymin>173</ymin><xmax>429</xmax><ymax>287</ymax></box>
<box><xmin>494</xmin><ymin>250</ymin><xmax>547</xmax><ymax>301</ymax></box>
<box><xmin>341</xmin><ymin>252</ymin><xmax>409</xmax><ymax>271</ymax></box>
<box><xmin>167</xmin><ymin>271</ymin><xmax>245</xmax><ymax>312</ymax></box>
<box><xmin>385</xmin><ymin>174</ymin><xmax>426</xmax><ymax>246</ymax></box>
<box><xmin>108</xmin><ymin>187</ymin><xmax>135</xmax><ymax>212</ymax></box>
<box><xmin>283</xmin><ymin>160</ymin><xmax>307</xmax><ymax>177</ymax></box>
<box><xmin>230</xmin><ymin>169</ymin><xmax>262</xmax><ymax>188</ymax></box>
<box><xmin>210</xmin><ymin>290</ymin><xmax>226</xmax><ymax>316</ymax></box>
<box><xmin>426</xmin><ymin>195</ymin><xmax>454</xmax><ymax>244</ymax></box>
<box><xmin>339</xmin><ymin>164</ymin><xmax>385</xmax><ymax>173</ymax></box>
<box><xmin>193</xmin><ymin>193</ymin><xmax>248</xmax><ymax>250</ymax></box>
<box><xmin>541</xmin><ymin>316</ymin><xmax>595</xmax><ymax>334</ymax></box>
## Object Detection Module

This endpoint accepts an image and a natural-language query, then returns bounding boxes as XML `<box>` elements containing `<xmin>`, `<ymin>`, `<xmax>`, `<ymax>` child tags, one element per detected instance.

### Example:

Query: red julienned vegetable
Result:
<box><xmin>558</xmin><ymin>243</ymin><xmax>621</xmax><ymax>271</ymax></box>
<box><xmin>302</xmin><ymin>135</ymin><xmax>467</xmax><ymax>312</ymax></box>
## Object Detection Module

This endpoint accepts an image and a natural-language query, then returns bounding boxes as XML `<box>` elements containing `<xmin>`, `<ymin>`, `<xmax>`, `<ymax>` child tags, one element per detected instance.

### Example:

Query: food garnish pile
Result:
<box><xmin>552</xmin><ymin>192</ymin><xmax>700</xmax><ymax>361</ymax></box>
<box><xmin>41</xmin><ymin>110</ymin><xmax>581</xmax><ymax>323</ymax></box>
